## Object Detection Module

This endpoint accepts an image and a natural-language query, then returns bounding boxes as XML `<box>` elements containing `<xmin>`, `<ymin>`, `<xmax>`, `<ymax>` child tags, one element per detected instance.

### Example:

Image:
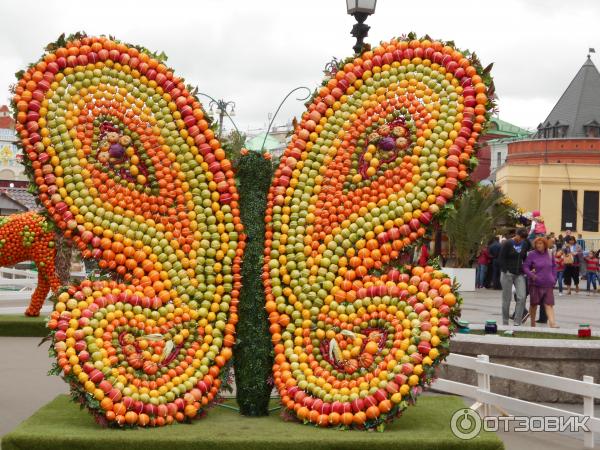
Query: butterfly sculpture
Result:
<box><xmin>13</xmin><ymin>34</ymin><xmax>490</xmax><ymax>428</ymax></box>
<box><xmin>265</xmin><ymin>37</ymin><xmax>491</xmax><ymax>429</ymax></box>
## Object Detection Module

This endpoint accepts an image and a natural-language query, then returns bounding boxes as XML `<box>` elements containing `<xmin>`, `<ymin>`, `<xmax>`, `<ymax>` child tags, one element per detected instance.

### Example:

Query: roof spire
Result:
<box><xmin>536</xmin><ymin>51</ymin><xmax>600</xmax><ymax>138</ymax></box>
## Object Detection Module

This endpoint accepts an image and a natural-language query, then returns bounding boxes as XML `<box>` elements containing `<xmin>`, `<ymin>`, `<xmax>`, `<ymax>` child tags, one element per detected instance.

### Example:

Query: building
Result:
<box><xmin>0</xmin><ymin>105</ymin><xmax>34</xmax><ymax>212</ymax></box>
<box><xmin>245</xmin><ymin>122</ymin><xmax>293</xmax><ymax>158</ymax></box>
<box><xmin>496</xmin><ymin>55</ymin><xmax>600</xmax><ymax>236</ymax></box>
<box><xmin>0</xmin><ymin>105</ymin><xmax>27</xmax><ymax>187</ymax></box>
<box><xmin>472</xmin><ymin>117</ymin><xmax>530</xmax><ymax>181</ymax></box>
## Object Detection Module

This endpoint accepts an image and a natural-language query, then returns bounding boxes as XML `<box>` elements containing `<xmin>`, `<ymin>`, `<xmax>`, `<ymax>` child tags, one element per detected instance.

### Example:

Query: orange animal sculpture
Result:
<box><xmin>0</xmin><ymin>211</ymin><xmax>59</xmax><ymax>316</ymax></box>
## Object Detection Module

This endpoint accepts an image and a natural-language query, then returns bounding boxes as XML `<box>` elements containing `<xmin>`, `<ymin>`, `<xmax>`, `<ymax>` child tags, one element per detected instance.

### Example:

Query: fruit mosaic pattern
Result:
<box><xmin>0</xmin><ymin>211</ymin><xmax>59</xmax><ymax>316</ymax></box>
<box><xmin>13</xmin><ymin>35</ymin><xmax>244</xmax><ymax>427</ymax></box>
<box><xmin>265</xmin><ymin>37</ymin><xmax>491</xmax><ymax>429</ymax></box>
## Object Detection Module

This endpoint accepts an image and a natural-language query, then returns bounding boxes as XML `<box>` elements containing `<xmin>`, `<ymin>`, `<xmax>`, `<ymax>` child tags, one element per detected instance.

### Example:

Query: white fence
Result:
<box><xmin>0</xmin><ymin>266</ymin><xmax>39</xmax><ymax>300</ymax></box>
<box><xmin>0</xmin><ymin>265</ymin><xmax>87</xmax><ymax>301</ymax></box>
<box><xmin>433</xmin><ymin>353</ymin><xmax>600</xmax><ymax>447</ymax></box>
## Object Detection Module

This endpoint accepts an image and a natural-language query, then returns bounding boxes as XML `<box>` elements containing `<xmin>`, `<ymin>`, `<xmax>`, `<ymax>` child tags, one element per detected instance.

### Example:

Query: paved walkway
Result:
<box><xmin>0</xmin><ymin>337</ymin><xmax>67</xmax><ymax>439</ymax></box>
<box><xmin>1</xmin><ymin>290</ymin><xmax>599</xmax><ymax>448</ymax></box>
<box><xmin>0</xmin><ymin>337</ymin><xmax>597</xmax><ymax>449</ymax></box>
<box><xmin>3</xmin><ymin>288</ymin><xmax>599</xmax><ymax>328</ymax></box>
<box><xmin>460</xmin><ymin>288</ymin><xmax>600</xmax><ymax>329</ymax></box>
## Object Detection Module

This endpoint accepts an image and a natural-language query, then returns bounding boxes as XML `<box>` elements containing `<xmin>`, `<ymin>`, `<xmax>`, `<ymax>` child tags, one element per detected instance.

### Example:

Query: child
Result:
<box><xmin>584</xmin><ymin>250</ymin><xmax>599</xmax><ymax>295</ymax></box>
<box><xmin>529</xmin><ymin>210</ymin><xmax>547</xmax><ymax>240</ymax></box>
<box><xmin>476</xmin><ymin>245</ymin><xmax>491</xmax><ymax>289</ymax></box>
<box><xmin>555</xmin><ymin>249</ymin><xmax>564</xmax><ymax>296</ymax></box>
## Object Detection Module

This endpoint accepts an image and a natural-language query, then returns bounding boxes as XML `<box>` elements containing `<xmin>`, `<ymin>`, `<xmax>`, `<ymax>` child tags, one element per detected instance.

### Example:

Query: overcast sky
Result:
<box><xmin>1</xmin><ymin>0</ymin><xmax>599</xmax><ymax>133</ymax></box>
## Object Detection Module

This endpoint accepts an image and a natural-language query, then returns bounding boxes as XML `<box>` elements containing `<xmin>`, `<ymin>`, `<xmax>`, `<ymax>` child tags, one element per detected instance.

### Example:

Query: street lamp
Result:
<box><xmin>209</xmin><ymin>99</ymin><xmax>236</xmax><ymax>139</ymax></box>
<box><xmin>346</xmin><ymin>0</ymin><xmax>377</xmax><ymax>54</ymax></box>
<box><xmin>259</xmin><ymin>86</ymin><xmax>312</xmax><ymax>153</ymax></box>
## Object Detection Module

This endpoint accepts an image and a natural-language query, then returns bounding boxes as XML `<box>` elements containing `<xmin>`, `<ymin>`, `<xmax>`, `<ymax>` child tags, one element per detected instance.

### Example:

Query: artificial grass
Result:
<box><xmin>0</xmin><ymin>314</ymin><xmax>47</xmax><ymax>337</ymax></box>
<box><xmin>1</xmin><ymin>394</ymin><xmax>503</xmax><ymax>450</ymax></box>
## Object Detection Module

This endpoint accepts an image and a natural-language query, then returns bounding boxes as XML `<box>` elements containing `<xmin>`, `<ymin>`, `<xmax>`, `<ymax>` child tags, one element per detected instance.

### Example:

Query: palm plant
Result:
<box><xmin>443</xmin><ymin>185</ymin><xmax>511</xmax><ymax>268</ymax></box>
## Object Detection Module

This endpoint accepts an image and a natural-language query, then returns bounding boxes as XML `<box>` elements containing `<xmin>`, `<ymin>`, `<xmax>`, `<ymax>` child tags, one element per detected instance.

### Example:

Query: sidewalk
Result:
<box><xmin>456</xmin><ymin>393</ymin><xmax>600</xmax><ymax>449</ymax></box>
<box><xmin>460</xmin><ymin>288</ymin><xmax>600</xmax><ymax>329</ymax></box>
<box><xmin>0</xmin><ymin>337</ymin><xmax>66</xmax><ymax>439</ymax></box>
<box><xmin>1</xmin><ymin>337</ymin><xmax>598</xmax><ymax>449</ymax></box>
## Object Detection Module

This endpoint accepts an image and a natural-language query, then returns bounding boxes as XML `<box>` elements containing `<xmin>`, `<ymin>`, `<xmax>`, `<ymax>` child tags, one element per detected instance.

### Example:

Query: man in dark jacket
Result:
<box><xmin>498</xmin><ymin>228</ymin><xmax>530</xmax><ymax>326</ymax></box>
<box><xmin>488</xmin><ymin>237</ymin><xmax>502</xmax><ymax>289</ymax></box>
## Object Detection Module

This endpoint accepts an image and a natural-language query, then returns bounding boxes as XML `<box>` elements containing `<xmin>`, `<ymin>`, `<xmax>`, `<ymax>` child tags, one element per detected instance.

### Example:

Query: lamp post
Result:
<box><xmin>205</xmin><ymin>97</ymin><xmax>236</xmax><ymax>139</ymax></box>
<box><xmin>259</xmin><ymin>86</ymin><xmax>312</xmax><ymax>153</ymax></box>
<box><xmin>346</xmin><ymin>0</ymin><xmax>377</xmax><ymax>54</ymax></box>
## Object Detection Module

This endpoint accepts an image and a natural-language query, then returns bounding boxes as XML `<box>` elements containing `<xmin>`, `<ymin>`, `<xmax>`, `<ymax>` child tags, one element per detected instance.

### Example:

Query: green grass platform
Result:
<box><xmin>1</xmin><ymin>394</ymin><xmax>503</xmax><ymax>450</ymax></box>
<box><xmin>0</xmin><ymin>314</ymin><xmax>47</xmax><ymax>337</ymax></box>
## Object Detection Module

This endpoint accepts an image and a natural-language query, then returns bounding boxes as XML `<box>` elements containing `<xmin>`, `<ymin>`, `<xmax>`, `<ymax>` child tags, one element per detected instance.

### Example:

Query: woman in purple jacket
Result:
<box><xmin>523</xmin><ymin>237</ymin><xmax>559</xmax><ymax>328</ymax></box>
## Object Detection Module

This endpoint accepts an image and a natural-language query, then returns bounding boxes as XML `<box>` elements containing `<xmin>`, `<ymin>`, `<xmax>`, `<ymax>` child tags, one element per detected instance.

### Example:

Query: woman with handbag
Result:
<box><xmin>562</xmin><ymin>236</ymin><xmax>583</xmax><ymax>295</ymax></box>
<box><xmin>523</xmin><ymin>237</ymin><xmax>559</xmax><ymax>328</ymax></box>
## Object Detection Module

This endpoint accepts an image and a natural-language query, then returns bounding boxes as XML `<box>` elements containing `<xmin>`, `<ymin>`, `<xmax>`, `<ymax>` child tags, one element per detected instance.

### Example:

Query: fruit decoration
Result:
<box><xmin>13</xmin><ymin>33</ymin><xmax>244</xmax><ymax>427</ymax></box>
<box><xmin>264</xmin><ymin>36</ymin><xmax>493</xmax><ymax>429</ymax></box>
<box><xmin>0</xmin><ymin>211</ymin><xmax>59</xmax><ymax>316</ymax></box>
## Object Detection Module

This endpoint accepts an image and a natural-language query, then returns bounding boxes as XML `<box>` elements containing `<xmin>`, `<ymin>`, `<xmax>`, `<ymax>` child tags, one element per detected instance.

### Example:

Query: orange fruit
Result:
<box><xmin>364</xmin><ymin>341</ymin><xmax>379</xmax><ymax>355</ymax></box>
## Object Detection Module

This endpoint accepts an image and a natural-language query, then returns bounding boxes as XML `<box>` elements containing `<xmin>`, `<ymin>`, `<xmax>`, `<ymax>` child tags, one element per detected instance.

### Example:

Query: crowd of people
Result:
<box><xmin>476</xmin><ymin>224</ymin><xmax>599</xmax><ymax>328</ymax></box>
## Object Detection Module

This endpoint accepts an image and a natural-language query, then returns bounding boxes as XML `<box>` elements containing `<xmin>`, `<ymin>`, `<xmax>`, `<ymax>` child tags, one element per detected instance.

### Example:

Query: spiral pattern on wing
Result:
<box><xmin>14</xmin><ymin>35</ymin><xmax>244</xmax><ymax>427</ymax></box>
<box><xmin>264</xmin><ymin>37</ymin><xmax>491</xmax><ymax>429</ymax></box>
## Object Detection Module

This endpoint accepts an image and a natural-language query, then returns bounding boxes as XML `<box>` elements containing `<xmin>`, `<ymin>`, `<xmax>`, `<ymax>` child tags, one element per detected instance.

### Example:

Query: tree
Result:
<box><xmin>221</xmin><ymin>130</ymin><xmax>246</xmax><ymax>168</ymax></box>
<box><xmin>442</xmin><ymin>185</ymin><xmax>512</xmax><ymax>268</ymax></box>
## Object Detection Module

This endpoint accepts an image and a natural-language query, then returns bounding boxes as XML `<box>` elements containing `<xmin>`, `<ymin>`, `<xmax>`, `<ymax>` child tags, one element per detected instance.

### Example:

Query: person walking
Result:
<box><xmin>488</xmin><ymin>237</ymin><xmax>502</xmax><ymax>290</ymax></box>
<box><xmin>584</xmin><ymin>250</ymin><xmax>599</xmax><ymax>295</ymax></box>
<box><xmin>476</xmin><ymin>245</ymin><xmax>491</xmax><ymax>289</ymax></box>
<box><xmin>577</xmin><ymin>233</ymin><xmax>586</xmax><ymax>251</ymax></box>
<box><xmin>498</xmin><ymin>228</ymin><xmax>530</xmax><ymax>326</ymax></box>
<box><xmin>563</xmin><ymin>236</ymin><xmax>583</xmax><ymax>295</ymax></box>
<box><xmin>554</xmin><ymin>249</ymin><xmax>565</xmax><ymax>296</ymax></box>
<box><xmin>536</xmin><ymin>237</ymin><xmax>556</xmax><ymax>324</ymax></box>
<box><xmin>522</xmin><ymin>237</ymin><xmax>559</xmax><ymax>328</ymax></box>
<box><xmin>578</xmin><ymin>234</ymin><xmax>588</xmax><ymax>279</ymax></box>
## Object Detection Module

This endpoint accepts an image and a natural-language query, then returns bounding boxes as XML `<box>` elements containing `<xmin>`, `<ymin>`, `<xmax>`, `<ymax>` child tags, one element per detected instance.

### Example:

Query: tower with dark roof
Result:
<box><xmin>496</xmin><ymin>54</ymin><xmax>600</xmax><ymax>236</ymax></box>
<box><xmin>535</xmin><ymin>56</ymin><xmax>600</xmax><ymax>139</ymax></box>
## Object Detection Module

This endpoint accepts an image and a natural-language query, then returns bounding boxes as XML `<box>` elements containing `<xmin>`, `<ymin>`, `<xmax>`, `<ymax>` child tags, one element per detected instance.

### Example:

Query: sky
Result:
<box><xmin>0</xmin><ymin>0</ymin><xmax>599</xmax><ymax>133</ymax></box>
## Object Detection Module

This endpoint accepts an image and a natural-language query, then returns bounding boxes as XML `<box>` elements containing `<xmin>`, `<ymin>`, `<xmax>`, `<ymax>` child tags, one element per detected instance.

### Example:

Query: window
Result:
<box><xmin>584</xmin><ymin>121</ymin><xmax>600</xmax><ymax>137</ymax></box>
<box><xmin>584</xmin><ymin>125</ymin><xmax>600</xmax><ymax>138</ymax></box>
<box><xmin>496</xmin><ymin>152</ymin><xmax>502</xmax><ymax>168</ymax></box>
<box><xmin>556</xmin><ymin>125</ymin><xmax>568</xmax><ymax>138</ymax></box>
<box><xmin>561</xmin><ymin>190</ymin><xmax>578</xmax><ymax>231</ymax></box>
<box><xmin>583</xmin><ymin>191</ymin><xmax>599</xmax><ymax>232</ymax></box>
